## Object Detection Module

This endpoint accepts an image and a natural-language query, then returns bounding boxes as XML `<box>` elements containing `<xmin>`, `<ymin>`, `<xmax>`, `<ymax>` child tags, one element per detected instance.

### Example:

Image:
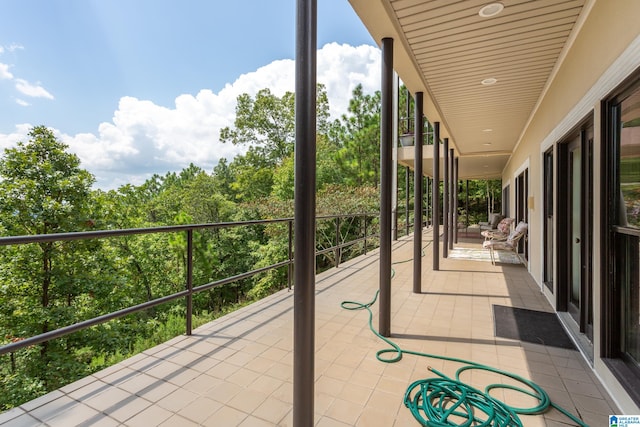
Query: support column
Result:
<box><xmin>449</xmin><ymin>148</ymin><xmax>454</xmax><ymax>251</ymax></box>
<box><xmin>413</xmin><ymin>92</ymin><xmax>423</xmax><ymax>294</ymax></box>
<box><xmin>454</xmin><ymin>157</ymin><xmax>459</xmax><ymax>244</ymax></box>
<box><xmin>423</xmin><ymin>178</ymin><xmax>427</xmax><ymax>228</ymax></box>
<box><xmin>425</xmin><ymin>177</ymin><xmax>430</xmax><ymax>227</ymax></box>
<box><xmin>405</xmin><ymin>167</ymin><xmax>410</xmax><ymax>236</ymax></box>
<box><xmin>294</xmin><ymin>0</ymin><xmax>316</xmax><ymax>424</ymax></box>
<box><xmin>392</xmin><ymin>73</ymin><xmax>399</xmax><ymax>241</ymax></box>
<box><xmin>432</xmin><ymin>122</ymin><xmax>440</xmax><ymax>271</ymax></box>
<box><xmin>466</xmin><ymin>180</ymin><xmax>470</xmax><ymax>230</ymax></box>
<box><xmin>443</xmin><ymin>138</ymin><xmax>449</xmax><ymax>258</ymax></box>
<box><xmin>379</xmin><ymin>37</ymin><xmax>393</xmax><ymax>338</ymax></box>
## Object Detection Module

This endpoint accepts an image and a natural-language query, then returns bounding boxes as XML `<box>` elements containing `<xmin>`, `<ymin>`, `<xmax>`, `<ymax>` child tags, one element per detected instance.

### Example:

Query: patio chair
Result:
<box><xmin>481</xmin><ymin>217</ymin><xmax>515</xmax><ymax>241</ymax></box>
<box><xmin>478</xmin><ymin>213</ymin><xmax>504</xmax><ymax>231</ymax></box>
<box><xmin>482</xmin><ymin>221</ymin><xmax>528</xmax><ymax>265</ymax></box>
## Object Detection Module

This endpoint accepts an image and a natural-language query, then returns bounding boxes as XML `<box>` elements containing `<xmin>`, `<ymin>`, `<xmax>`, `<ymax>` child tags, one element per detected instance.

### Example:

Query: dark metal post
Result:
<box><xmin>413</xmin><ymin>92</ymin><xmax>423</xmax><ymax>293</ymax></box>
<box><xmin>364</xmin><ymin>215</ymin><xmax>368</xmax><ymax>255</ymax></box>
<box><xmin>427</xmin><ymin>177</ymin><xmax>431</xmax><ymax>227</ymax></box>
<box><xmin>433</xmin><ymin>122</ymin><xmax>440</xmax><ymax>270</ymax></box>
<box><xmin>466</xmin><ymin>180</ymin><xmax>470</xmax><ymax>230</ymax></box>
<box><xmin>454</xmin><ymin>157</ymin><xmax>459</xmax><ymax>244</ymax></box>
<box><xmin>379</xmin><ymin>37</ymin><xmax>393</xmax><ymax>338</ymax></box>
<box><xmin>443</xmin><ymin>138</ymin><xmax>449</xmax><ymax>258</ymax></box>
<box><xmin>294</xmin><ymin>0</ymin><xmax>316</xmax><ymax>424</ymax></box>
<box><xmin>449</xmin><ymin>148</ymin><xmax>455</xmax><ymax>251</ymax></box>
<box><xmin>424</xmin><ymin>175</ymin><xmax>428</xmax><ymax>227</ymax></box>
<box><xmin>405</xmin><ymin>167</ymin><xmax>410</xmax><ymax>236</ymax></box>
<box><xmin>186</xmin><ymin>230</ymin><xmax>193</xmax><ymax>335</ymax></box>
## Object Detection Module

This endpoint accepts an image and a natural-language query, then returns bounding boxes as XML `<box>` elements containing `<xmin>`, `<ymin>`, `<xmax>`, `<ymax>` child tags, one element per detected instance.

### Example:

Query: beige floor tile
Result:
<box><xmin>272</xmin><ymin>381</ymin><xmax>294</xmax><ymax>404</ymax></box>
<box><xmin>337</xmin><ymin>382</ymin><xmax>373</xmax><ymax>406</ymax></box>
<box><xmin>226</xmin><ymin>388</ymin><xmax>269</xmax><ymax>414</ymax></box>
<box><xmin>203</xmin><ymin>405</ymin><xmax>248</xmax><ymax>426</ymax></box>
<box><xmin>158</xmin><ymin>414</ymin><xmax>199</xmax><ymax>427</ymax></box>
<box><xmin>204</xmin><ymin>380</ymin><xmax>244</xmax><ymax>404</ymax></box>
<box><xmin>181</xmin><ymin>372</ymin><xmax>221</xmax><ymax>395</ymax></box>
<box><xmin>45</xmin><ymin>404</ymin><xmax>101</xmax><ymax>427</ymax></box>
<box><xmin>325</xmin><ymin>398</ymin><xmax>364</xmax><ymax>425</ymax></box>
<box><xmin>0</xmin><ymin>412</ymin><xmax>42</xmax><ymax>427</ymax></box>
<box><xmin>176</xmin><ymin>396</ymin><xmax>222</xmax><ymax>424</ymax></box>
<box><xmin>155</xmin><ymin>388</ymin><xmax>199</xmax><ymax>412</ymax></box>
<box><xmin>238</xmin><ymin>415</ymin><xmax>276</xmax><ymax>427</ymax></box>
<box><xmin>0</xmin><ymin>408</ymin><xmax>26</xmax><ymax>425</ymax></box>
<box><xmin>356</xmin><ymin>406</ymin><xmax>397</xmax><ymax>427</ymax></box>
<box><xmin>252</xmin><ymin>396</ymin><xmax>292</xmax><ymax>424</ymax></box>
<box><xmin>122</xmin><ymin>404</ymin><xmax>173</xmax><ymax>426</ymax></box>
<box><xmin>102</xmin><ymin>395</ymin><xmax>153</xmax><ymax>423</ymax></box>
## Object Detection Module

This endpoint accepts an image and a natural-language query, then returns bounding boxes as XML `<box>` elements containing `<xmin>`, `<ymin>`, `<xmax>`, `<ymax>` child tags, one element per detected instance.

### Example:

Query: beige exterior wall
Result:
<box><xmin>505</xmin><ymin>0</ymin><xmax>640</xmax><ymax>283</ymax></box>
<box><xmin>503</xmin><ymin>0</ymin><xmax>640</xmax><ymax>413</ymax></box>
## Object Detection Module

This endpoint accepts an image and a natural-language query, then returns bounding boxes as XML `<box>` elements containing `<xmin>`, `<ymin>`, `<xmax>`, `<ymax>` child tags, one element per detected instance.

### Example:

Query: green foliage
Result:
<box><xmin>330</xmin><ymin>84</ymin><xmax>381</xmax><ymax>187</ymax></box>
<box><xmin>457</xmin><ymin>179</ymin><xmax>502</xmax><ymax>225</ymax></box>
<box><xmin>0</xmin><ymin>83</ymin><xmax>398</xmax><ymax>411</ymax></box>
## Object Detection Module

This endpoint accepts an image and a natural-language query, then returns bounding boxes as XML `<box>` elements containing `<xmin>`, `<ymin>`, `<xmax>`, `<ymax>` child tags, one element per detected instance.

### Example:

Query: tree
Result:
<box><xmin>0</xmin><ymin>126</ymin><xmax>98</xmax><ymax>402</ymax></box>
<box><xmin>220</xmin><ymin>84</ymin><xmax>331</xmax><ymax>166</ymax></box>
<box><xmin>330</xmin><ymin>84</ymin><xmax>381</xmax><ymax>187</ymax></box>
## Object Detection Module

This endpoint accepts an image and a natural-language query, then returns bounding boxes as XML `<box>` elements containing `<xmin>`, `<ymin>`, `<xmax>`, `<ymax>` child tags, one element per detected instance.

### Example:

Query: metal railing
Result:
<box><xmin>0</xmin><ymin>213</ymin><xmax>379</xmax><ymax>356</ymax></box>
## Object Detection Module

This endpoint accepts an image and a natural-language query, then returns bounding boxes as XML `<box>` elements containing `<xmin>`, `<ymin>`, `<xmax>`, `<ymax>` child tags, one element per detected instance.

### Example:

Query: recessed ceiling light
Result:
<box><xmin>483</xmin><ymin>165</ymin><xmax>489</xmax><ymax>168</ymax></box>
<box><xmin>483</xmin><ymin>142</ymin><xmax>492</xmax><ymax>146</ymax></box>
<box><xmin>481</xmin><ymin>78</ymin><xmax>498</xmax><ymax>86</ymax></box>
<box><xmin>482</xmin><ymin>128</ymin><xmax>493</xmax><ymax>132</ymax></box>
<box><xmin>479</xmin><ymin>3</ymin><xmax>504</xmax><ymax>18</ymax></box>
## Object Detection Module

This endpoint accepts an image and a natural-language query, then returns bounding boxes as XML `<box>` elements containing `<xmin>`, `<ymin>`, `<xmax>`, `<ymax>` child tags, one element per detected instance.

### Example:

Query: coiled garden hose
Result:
<box><xmin>340</xmin><ymin>241</ymin><xmax>589</xmax><ymax>426</ymax></box>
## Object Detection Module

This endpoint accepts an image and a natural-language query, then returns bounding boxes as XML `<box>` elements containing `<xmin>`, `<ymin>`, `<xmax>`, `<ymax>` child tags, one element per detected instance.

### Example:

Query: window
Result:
<box><xmin>604</xmin><ymin>75</ymin><xmax>640</xmax><ymax>402</ymax></box>
<box><xmin>616</xmin><ymin>88</ymin><xmax>640</xmax><ymax>368</ymax></box>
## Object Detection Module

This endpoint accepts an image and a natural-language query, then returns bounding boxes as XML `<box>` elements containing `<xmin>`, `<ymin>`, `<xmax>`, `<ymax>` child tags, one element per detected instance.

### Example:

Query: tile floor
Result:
<box><xmin>0</xmin><ymin>228</ymin><xmax>619</xmax><ymax>426</ymax></box>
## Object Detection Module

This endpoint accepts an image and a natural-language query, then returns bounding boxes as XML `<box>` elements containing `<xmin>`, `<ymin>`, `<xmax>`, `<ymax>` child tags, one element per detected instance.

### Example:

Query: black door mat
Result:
<box><xmin>493</xmin><ymin>305</ymin><xmax>576</xmax><ymax>350</ymax></box>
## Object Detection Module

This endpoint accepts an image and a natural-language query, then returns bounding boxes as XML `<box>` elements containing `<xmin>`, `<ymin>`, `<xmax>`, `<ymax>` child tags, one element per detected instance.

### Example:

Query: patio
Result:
<box><xmin>0</xmin><ymin>228</ymin><xmax>619</xmax><ymax>426</ymax></box>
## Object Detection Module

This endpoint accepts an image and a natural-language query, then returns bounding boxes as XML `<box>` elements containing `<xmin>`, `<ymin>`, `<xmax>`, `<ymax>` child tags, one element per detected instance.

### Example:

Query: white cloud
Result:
<box><xmin>7</xmin><ymin>43</ymin><xmax>24</xmax><ymax>52</ymax></box>
<box><xmin>15</xmin><ymin>98</ymin><xmax>29</xmax><ymax>107</ymax></box>
<box><xmin>0</xmin><ymin>123</ymin><xmax>32</xmax><ymax>152</ymax></box>
<box><xmin>15</xmin><ymin>78</ymin><xmax>54</xmax><ymax>99</ymax></box>
<box><xmin>0</xmin><ymin>63</ymin><xmax>13</xmax><ymax>80</ymax></box>
<box><xmin>0</xmin><ymin>43</ymin><xmax>381</xmax><ymax>190</ymax></box>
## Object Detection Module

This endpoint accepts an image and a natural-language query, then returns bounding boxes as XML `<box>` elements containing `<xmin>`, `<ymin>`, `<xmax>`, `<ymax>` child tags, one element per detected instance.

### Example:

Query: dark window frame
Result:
<box><xmin>602</xmin><ymin>69</ymin><xmax>640</xmax><ymax>404</ymax></box>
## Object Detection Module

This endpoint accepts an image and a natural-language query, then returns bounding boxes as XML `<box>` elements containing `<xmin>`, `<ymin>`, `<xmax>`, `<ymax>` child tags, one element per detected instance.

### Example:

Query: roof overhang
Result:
<box><xmin>349</xmin><ymin>0</ymin><xmax>590</xmax><ymax>180</ymax></box>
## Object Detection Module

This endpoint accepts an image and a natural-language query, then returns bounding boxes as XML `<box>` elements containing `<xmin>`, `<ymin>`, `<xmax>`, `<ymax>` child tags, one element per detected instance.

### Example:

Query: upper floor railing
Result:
<box><xmin>0</xmin><ymin>213</ymin><xmax>379</xmax><ymax>357</ymax></box>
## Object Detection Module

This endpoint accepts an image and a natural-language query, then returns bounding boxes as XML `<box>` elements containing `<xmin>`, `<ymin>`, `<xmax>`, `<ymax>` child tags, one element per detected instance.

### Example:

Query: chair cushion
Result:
<box><xmin>496</xmin><ymin>218</ymin><xmax>514</xmax><ymax>233</ymax></box>
<box><xmin>489</xmin><ymin>213</ymin><xmax>503</xmax><ymax>228</ymax></box>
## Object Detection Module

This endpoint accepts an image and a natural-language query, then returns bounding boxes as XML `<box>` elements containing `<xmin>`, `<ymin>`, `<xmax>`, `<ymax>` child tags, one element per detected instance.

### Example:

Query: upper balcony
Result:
<box><xmin>0</xmin><ymin>227</ymin><xmax>618</xmax><ymax>426</ymax></box>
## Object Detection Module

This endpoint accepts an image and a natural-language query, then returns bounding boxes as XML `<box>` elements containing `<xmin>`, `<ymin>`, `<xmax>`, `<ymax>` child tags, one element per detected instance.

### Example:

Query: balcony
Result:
<box><xmin>0</xmin><ymin>228</ymin><xmax>618</xmax><ymax>426</ymax></box>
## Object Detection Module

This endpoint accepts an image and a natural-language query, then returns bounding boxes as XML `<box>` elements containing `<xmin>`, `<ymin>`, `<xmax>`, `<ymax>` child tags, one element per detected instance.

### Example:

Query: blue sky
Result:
<box><xmin>0</xmin><ymin>0</ymin><xmax>380</xmax><ymax>189</ymax></box>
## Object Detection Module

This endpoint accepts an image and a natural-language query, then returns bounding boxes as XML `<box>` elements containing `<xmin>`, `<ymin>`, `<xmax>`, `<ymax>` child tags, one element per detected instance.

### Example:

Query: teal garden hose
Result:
<box><xmin>340</xmin><ymin>241</ymin><xmax>589</xmax><ymax>426</ymax></box>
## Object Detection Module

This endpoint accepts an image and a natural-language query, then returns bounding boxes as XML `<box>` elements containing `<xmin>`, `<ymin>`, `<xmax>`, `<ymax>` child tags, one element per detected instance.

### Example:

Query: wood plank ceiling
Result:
<box><xmin>381</xmin><ymin>0</ymin><xmax>587</xmax><ymax>178</ymax></box>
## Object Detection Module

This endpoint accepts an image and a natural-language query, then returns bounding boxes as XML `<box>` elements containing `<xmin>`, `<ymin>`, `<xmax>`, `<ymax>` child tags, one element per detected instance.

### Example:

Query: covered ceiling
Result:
<box><xmin>349</xmin><ymin>0</ymin><xmax>589</xmax><ymax>179</ymax></box>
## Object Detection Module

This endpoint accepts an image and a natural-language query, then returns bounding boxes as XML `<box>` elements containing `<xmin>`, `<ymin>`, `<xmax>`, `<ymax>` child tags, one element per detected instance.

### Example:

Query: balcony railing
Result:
<box><xmin>0</xmin><ymin>213</ymin><xmax>379</xmax><ymax>357</ymax></box>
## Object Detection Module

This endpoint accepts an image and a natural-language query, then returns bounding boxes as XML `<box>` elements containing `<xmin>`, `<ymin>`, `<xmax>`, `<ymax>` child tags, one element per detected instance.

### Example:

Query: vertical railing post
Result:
<box><xmin>186</xmin><ymin>229</ymin><xmax>193</xmax><ymax>336</ymax></box>
<box><xmin>364</xmin><ymin>215</ymin><xmax>368</xmax><ymax>255</ymax></box>
<box><xmin>335</xmin><ymin>216</ymin><xmax>341</xmax><ymax>268</ymax></box>
<box><xmin>288</xmin><ymin>220</ymin><xmax>293</xmax><ymax>291</ymax></box>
